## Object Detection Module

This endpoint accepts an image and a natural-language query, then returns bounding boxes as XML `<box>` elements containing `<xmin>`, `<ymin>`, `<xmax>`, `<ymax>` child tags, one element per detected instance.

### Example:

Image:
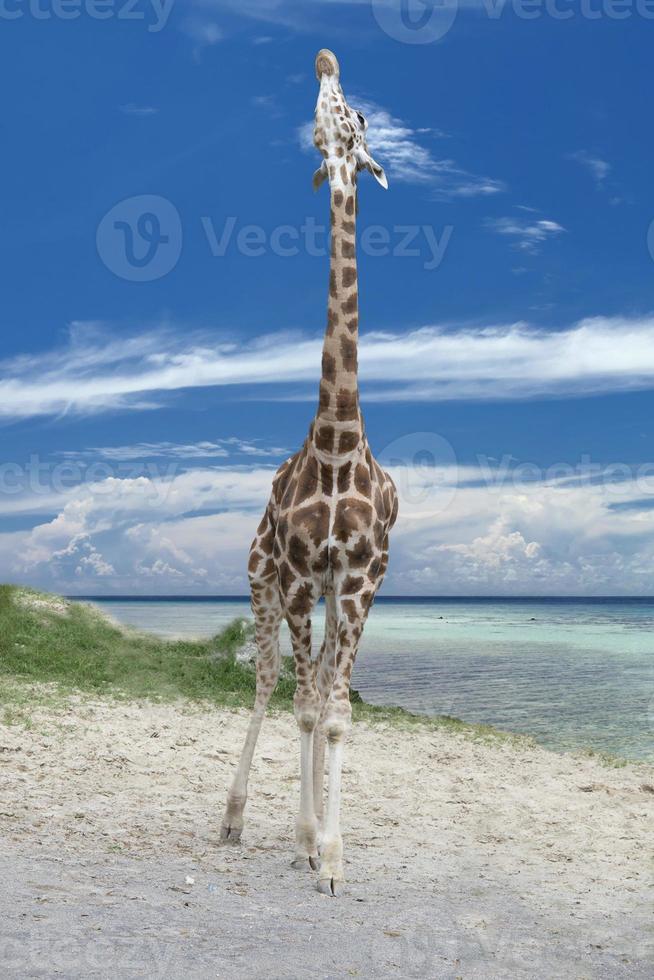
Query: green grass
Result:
<box><xmin>0</xmin><ymin>584</ymin><xmax>530</xmax><ymax>747</ymax></box>
<box><xmin>0</xmin><ymin>584</ymin><xmax>292</xmax><ymax>710</ymax></box>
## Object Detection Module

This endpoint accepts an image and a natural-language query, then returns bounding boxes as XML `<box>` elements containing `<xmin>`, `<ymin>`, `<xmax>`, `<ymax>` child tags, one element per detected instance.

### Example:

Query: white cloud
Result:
<box><xmin>195</xmin><ymin>0</ymin><xmax>370</xmax><ymax>32</ymax></box>
<box><xmin>180</xmin><ymin>18</ymin><xmax>224</xmax><ymax>47</ymax></box>
<box><xmin>5</xmin><ymin>316</ymin><xmax>654</xmax><ymax>419</ymax></box>
<box><xmin>119</xmin><ymin>104</ymin><xmax>159</xmax><ymax>117</ymax></box>
<box><xmin>299</xmin><ymin>99</ymin><xmax>503</xmax><ymax>199</ymax></box>
<box><xmin>61</xmin><ymin>439</ymin><xmax>289</xmax><ymax>462</ymax></box>
<box><xmin>4</xmin><ymin>459</ymin><xmax>654</xmax><ymax>595</ymax></box>
<box><xmin>569</xmin><ymin>151</ymin><xmax>611</xmax><ymax>187</ymax></box>
<box><xmin>6</xmin><ymin>468</ymin><xmax>274</xmax><ymax>593</ymax></box>
<box><xmin>251</xmin><ymin>94</ymin><xmax>283</xmax><ymax>118</ymax></box>
<box><xmin>49</xmin><ymin>534</ymin><xmax>116</xmax><ymax>580</ymax></box>
<box><xmin>486</xmin><ymin>216</ymin><xmax>565</xmax><ymax>254</ymax></box>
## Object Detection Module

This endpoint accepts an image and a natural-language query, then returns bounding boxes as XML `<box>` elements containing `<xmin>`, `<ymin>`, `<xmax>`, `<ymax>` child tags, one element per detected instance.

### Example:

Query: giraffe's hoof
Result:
<box><xmin>219</xmin><ymin>824</ymin><xmax>243</xmax><ymax>844</ymax></box>
<box><xmin>317</xmin><ymin>877</ymin><xmax>344</xmax><ymax>897</ymax></box>
<box><xmin>291</xmin><ymin>855</ymin><xmax>319</xmax><ymax>871</ymax></box>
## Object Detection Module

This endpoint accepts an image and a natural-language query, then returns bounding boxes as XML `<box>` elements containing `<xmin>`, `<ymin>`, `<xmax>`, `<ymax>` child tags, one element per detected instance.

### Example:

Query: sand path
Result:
<box><xmin>1</xmin><ymin>696</ymin><xmax>652</xmax><ymax>978</ymax></box>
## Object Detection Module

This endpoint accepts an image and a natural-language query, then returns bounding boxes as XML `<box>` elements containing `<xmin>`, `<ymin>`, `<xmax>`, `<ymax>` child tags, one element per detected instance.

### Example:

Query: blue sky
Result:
<box><xmin>2</xmin><ymin>0</ymin><xmax>654</xmax><ymax>594</ymax></box>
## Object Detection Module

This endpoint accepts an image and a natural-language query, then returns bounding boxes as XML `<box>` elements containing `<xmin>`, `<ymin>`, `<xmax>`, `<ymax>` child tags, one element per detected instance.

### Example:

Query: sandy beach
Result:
<box><xmin>1</xmin><ymin>692</ymin><xmax>652</xmax><ymax>978</ymax></box>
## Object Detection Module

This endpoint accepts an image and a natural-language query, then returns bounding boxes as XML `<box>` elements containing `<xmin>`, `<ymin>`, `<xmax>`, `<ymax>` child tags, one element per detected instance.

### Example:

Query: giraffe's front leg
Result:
<box><xmin>286</xmin><ymin>607</ymin><xmax>321</xmax><ymax>872</ymax></box>
<box><xmin>317</xmin><ymin>710</ymin><xmax>349</xmax><ymax>896</ymax></box>
<box><xmin>291</xmin><ymin>717</ymin><xmax>320</xmax><ymax>871</ymax></box>
<box><xmin>312</xmin><ymin>591</ymin><xmax>337</xmax><ymax>831</ymax></box>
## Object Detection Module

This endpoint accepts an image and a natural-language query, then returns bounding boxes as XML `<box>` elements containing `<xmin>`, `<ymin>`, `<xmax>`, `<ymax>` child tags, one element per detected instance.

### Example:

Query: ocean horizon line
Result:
<box><xmin>69</xmin><ymin>594</ymin><xmax>654</xmax><ymax>603</ymax></box>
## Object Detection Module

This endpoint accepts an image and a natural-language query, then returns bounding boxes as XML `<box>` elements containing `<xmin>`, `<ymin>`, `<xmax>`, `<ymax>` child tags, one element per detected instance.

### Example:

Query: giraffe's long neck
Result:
<box><xmin>314</xmin><ymin>179</ymin><xmax>362</xmax><ymax>456</ymax></box>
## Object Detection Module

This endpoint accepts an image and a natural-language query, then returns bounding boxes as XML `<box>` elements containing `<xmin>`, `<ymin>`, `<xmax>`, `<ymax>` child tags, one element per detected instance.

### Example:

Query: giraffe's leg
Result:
<box><xmin>317</xmin><ymin>590</ymin><xmax>370</xmax><ymax>897</ymax></box>
<box><xmin>286</xmin><ymin>592</ymin><xmax>321</xmax><ymax>871</ymax></box>
<box><xmin>220</xmin><ymin>580</ymin><xmax>282</xmax><ymax>843</ymax></box>
<box><xmin>313</xmin><ymin>592</ymin><xmax>337</xmax><ymax>829</ymax></box>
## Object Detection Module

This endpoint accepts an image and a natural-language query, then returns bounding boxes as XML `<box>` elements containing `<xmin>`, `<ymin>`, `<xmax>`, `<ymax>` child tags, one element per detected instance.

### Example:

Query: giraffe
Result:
<box><xmin>220</xmin><ymin>48</ymin><xmax>398</xmax><ymax>897</ymax></box>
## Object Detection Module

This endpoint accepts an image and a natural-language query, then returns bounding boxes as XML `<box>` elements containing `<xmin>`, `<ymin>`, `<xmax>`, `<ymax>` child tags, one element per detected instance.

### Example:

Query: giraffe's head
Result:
<box><xmin>313</xmin><ymin>49</ymin><xmax>388</xmax><ymax>193</ymax></box>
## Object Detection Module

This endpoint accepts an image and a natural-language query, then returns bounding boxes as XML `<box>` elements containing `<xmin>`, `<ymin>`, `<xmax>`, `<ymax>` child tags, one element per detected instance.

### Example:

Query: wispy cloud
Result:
<box><xmin>299</xmin><ymin>99</ymin><xmax>503</xmax><ymax>199</ymax></box>
<box><xmin>4</xmin><ymin>316</ymin><xmax>654</xmax><ymax>420</ymax></box>
<box><xmin>568</xmin><ymin>150</ymin><xmax>611</xmax><ymax>188</ymax></box>
<box><xmin>118</xmin><ymin>102</ymin><xmax>159</xmax><ymax>118</ymax></box>
<box><xmin>486</xmin><ymin>216</ymin><xmax>565</xmax><ymax>254</ymax></box>
<box><xmin>180</xmin><ymin>17</ymin><xmax>224</xmax><ymax>51</ymax></box>
<box><xmin>195</xmin><ymin>0</ymin><xmax>370</xmax><ymax>33</ymax></box>
<box><xmin>61</xmin><ymin>439</ymin><xmax>289</xmax><ymax>461</ymax></box>
<box><xmin>119</xmin><ymin>104</ymin><xmax>159</xmax><ymax>117</ymax></box>
<box><xmin>251</xmin><ymin>94</ymin><xmax>283</xmax><ymax>118</ymax></box>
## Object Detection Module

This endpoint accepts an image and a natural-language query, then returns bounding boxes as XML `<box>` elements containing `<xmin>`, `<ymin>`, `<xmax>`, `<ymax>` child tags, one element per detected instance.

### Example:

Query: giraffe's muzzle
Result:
<box><xmin>315</xmin><ymin>49</ymin><xmax>340</xmax><ymax>80</ymax></box>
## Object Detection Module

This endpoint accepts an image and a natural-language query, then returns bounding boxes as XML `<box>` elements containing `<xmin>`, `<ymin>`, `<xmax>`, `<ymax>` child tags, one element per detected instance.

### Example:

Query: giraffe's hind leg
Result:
<box><xmin>317</xmin><ymin>588</ymin><xmax>372</xmax><ymax>897</ymax></box>
<box><xmin>220</xmin><ymin>576</ymin><xmax>282</xmax><ymax>844</ymax></box>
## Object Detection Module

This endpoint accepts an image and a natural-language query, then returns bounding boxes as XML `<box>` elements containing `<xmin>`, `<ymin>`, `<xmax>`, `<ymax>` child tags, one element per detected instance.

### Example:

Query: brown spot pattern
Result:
<box><xmin>335</xmin><ymin>388</ymin><xmax>358</xmax><ymax>421</ymax></box>
<box><xmin>342</xmin><ymin>574</ymin><xmax>364</xmax><ymax>594</ymax></box>
<box><xmin>287</xmin><ymin>535</ymin><xmax>310</xmax><ymax>576</ymax></box>
<box><xmin>337</xmin><ymin>462</ymin><xmax>352</xmax><ymax>494</ymax></box>
<box><xmin>341</xmin><ymin>599</ymin><xmax>358</xmax><ymax>624</ymax></box>
<box><xmin>315</xmin><ymin>426</ymin><xmax>335</xmax><ymax>453</ymax></box>
<box><xmin>346</xmin><ymin>535</ymin><xmax>374</xmax><ymax>567</ymax></box>
<box><xmin>322</xmin><ymin>351</ymin><xmax>336</xmax><ymax>384</ymax></box>
<box><xmin>342</xmin><ymin>266</ymin><xmax>356</xmax><ymax>288</ymax></box>
<box><xmin>293</xmin><ymin>501</ymin><xmax>330</xmax><ymax>547</ymax></box>
<box><xmin>289</xmin><ymin>581</ymin><xmax>314</xmax><ymax>618</ymax></box>
<box><xmin>340</xmin><ymin>335</ymin><xmax>357</xmax><ymax>373</ymax></box>
<box><xmin>294</xmin><ymin>458</ymin><xmax>318</xmax><ymax>506</ymax></box>
<box><xmin>338</xmin><ymin>431</ymin><xmax>359</xmax><ymax>453</ymax></box>
<box><xmin>341</xmin><ymin>292</ymin><xmax>357</xmax><ymax>315</ymax></box>
<box><xmin>354</xmin><ymin>463</ymin><xmax>371</xmax><ymax>496</ymax></box>
<box><xmin>334</xmin><ymin>498</ymin><xmax>372</xmax><ymax>542</ymax></box>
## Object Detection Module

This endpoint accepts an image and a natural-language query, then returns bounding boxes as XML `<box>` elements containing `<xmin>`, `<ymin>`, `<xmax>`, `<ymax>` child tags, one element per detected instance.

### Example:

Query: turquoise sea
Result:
<box><xmin>82</xmin><ymin>597</ymin><xmax>654</xmax><ymax>763</ymax></box>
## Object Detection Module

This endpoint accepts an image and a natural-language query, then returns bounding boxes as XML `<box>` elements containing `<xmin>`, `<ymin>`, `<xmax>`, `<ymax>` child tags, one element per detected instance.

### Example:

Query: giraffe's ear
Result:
<box><xmin>366</xmin><ymin>155</ymin><xmax>388</xmax><ymax>189</ymax></box>
<box><xmin>313</xmin><ymin>161</ymin><xmax>328</xmax><ymax>192</ymax></box>
<box><xmin>357</xmin><ymin>148</ymin><xmax>388</xmax><ymax>189</ymax></box>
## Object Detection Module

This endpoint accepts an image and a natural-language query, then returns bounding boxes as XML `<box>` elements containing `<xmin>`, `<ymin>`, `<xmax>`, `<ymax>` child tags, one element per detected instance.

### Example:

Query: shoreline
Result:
<box><xmin>1</xmin><ymin>584</ymin><xmax>650</xmax><ymax>766</ymax></box>
<box><xmin>79</xmin><ymin>593</ymin><xmax>654</xmax><ymax>765</ymax></box>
